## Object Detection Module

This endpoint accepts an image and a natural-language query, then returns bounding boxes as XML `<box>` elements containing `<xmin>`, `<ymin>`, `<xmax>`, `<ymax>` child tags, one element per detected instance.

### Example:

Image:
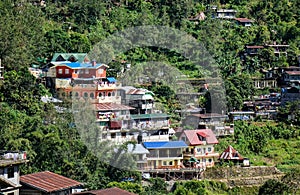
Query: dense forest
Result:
<box><xmin>0</xmin><ymin>0</ymin><xmax>299</xmax><ymax>193</ymax></box>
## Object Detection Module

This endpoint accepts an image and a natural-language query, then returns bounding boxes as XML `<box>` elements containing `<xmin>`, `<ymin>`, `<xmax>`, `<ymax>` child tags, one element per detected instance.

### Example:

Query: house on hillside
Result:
<box><xmin>213</xmin><ymin>9</ymin><xmax>237</xmax><ymax>19</ymax></box>
<box><xmin>179</xmin><ymin>129</ymin><xmax>219</xmax><ymax>168</ymax></box>
<box><xmin>281</xmin><ymin>86</ymin><xmax>300</xmax><ymax>105</ymax></box>
<box><xmin>0</xmin><ymin>150</ymin><xmax>28</xmax><ymax>195</ymax></box>
<box><xmin>127</xmin><ymin>144</ymin><xmax>150</xmax><ymax>170</ymax></box>
<box><xmin>265</xmin><ymin>44</ymin><xmax>289</xmax><ymax>57</ymax></box>
<box><xmin>234</xmin><ymin>18</ymin><xmax>253</xmax><ymax>27</ymax></box>
<box><xmin>72</xmin><ymin>187</ymin><xmax>137</xmax><ymax>195</ymax></box>
<box><xmin>182</xmin><ymin>113</ymin><xmax>233</xmax><ymax>136</ymax></box>
<box><xmin>219</xmin><ymin>145</ymin><xmax>249</xmax><ymax>166</ymax></box>
<box><xmin>120</xmin><ymin>86</ymin><xmax>155</xmax><ymax>114</ymax></box>
<box><xmin>188</xmin><ymin>12</ymin><xmax>206</xmax><ymax>24</ymax></box>
<box><xmin>51</xmin><ymin>53</ymin><xmax>90</xmax><ymax>63</ymax></box>
<box><xmin>20</xmin><ymin>171</ymin><xmax>83</xmax><ymax>195</ymax></box>
<box><xmin>143</xmin><ymin>141</ymin><xmax>188</xmax><ymax>170</ymax></box>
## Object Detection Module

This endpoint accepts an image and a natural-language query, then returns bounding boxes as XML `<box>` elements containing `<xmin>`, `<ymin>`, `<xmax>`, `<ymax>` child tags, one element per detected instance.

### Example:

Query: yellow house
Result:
<box><xmin>179</xmin><ymin>129</ymin><xmax>219</xmax><ymax>168</ymax></box>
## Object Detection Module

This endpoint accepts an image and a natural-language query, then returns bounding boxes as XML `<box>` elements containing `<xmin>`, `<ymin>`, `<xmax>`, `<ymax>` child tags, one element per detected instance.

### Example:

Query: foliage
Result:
<box><xmin>0</xmin><ymin>0</ymin><xmax>299</xmax><ymax>193</ymax></box>
<box><xmin>107</xmin><ymin>181</ymin><xmax>144</xmax><ymax>194</ymax></box>
<box><xmin>258</xmin><ymin>179</ymin><xmax>290</xmax><ymax>195</ymax></box>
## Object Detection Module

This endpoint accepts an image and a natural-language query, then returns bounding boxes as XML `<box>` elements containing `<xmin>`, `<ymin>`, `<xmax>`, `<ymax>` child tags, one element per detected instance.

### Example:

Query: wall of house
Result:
<box><xmin>20</xmin><ymin>189</ymin><xmax>42</xmax><ymax>195</ymax></box>
<box><xmin>0</xmin><ymin>165</ymin><xmax>20</xmax><ymax>186</ymax></box>
<box><xmin>147</xmin><ymin>159</ymin><xmax>180</xmax><ymax>169</ymax></box>
<box><xmin>3</xmin><ymin>189</ymin><xmax>20</xmax><ymax>195</ymax></box>
<box><xmin>56</xmin><ymin>66</ymin><xmax>73</xmax><ymax>78</ymax></box>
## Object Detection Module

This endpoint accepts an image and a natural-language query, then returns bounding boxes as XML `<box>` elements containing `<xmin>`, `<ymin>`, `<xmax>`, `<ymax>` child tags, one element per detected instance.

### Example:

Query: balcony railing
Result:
<box><xmin>97</xmin><ymin>83</ymin><xmax>122</xmax><ymax>90</ymax></box>
<box><xmin>0</xmin><ymin>151</ymin><xmax>27</xmax><ymax>161</ymax></box>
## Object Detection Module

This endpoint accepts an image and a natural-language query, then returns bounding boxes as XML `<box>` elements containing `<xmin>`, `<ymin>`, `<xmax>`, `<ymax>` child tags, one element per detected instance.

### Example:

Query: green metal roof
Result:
<box><xmin>131</xmin><ymin>113</ymin><xmax>169</xmax><ymax>120</ymax></box>
<box><xmin>51</xmin><ymin>53</ymin><xmax>89</xmax><ymax>63</ymax></box>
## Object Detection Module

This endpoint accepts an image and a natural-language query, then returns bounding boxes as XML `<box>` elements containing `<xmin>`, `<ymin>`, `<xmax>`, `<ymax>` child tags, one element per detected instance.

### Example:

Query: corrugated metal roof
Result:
<box><xmin>219</xmin><ymin>145</ymin><xmax>243</xmax><ymax>160</ymax></box>
<box><xmin>235</xmin><ymin>18</ymin><xmax>253</xmax><ymax>23</ymax></box>
<box><xmin>127</xmin><ymin>144</ymin><xmax>150</xmax><ymax>154</ymax></box>
<box><xmin>181</xmin><ymin>129</ymin><xmax>219</xmax><ymax>146</ymax></box>
<box><xmin>73</xmin><ymin>187</ymin><xmax>137</xmax><ymax>195</ymax></box>
<box><xmin>285</xmin><ymin>71</ymin><xmax>300</xmax><ymax>75</ymax></box>
<box><xmin>95</xmin><ymin>103</ymin><xmax>135</xmax><ymax>111</ymax></box>
<box><xmin>57</xmin><ymin>62</ymin><xmax>108</xmax><ymax>69</ymax></box>
<box><xmin>107</xmin><ymin>77</ymin><xmax>116</xmax><ymax>83</ymax></box>
<box><xmin>143</xmin><ymin>141</ymin><xmax>188</xmax><ymax>149</ymax></box>
<box><xmin>51</xmin><ymin>53</ymin><xmax>89</xmax><ymax>63</ymax></box>
<box><xmin>20</xmin><ymin>171</ymin><xmax>81</xmax><ymax>193</ymax></box>
<box><xmin>190</xmin><ymin>113</ymin><xmax>227</xmax><ymax>119</ymax></box>
<box><xmin>130</xmin><ymin>113</ymin><xmax>169</xmax><ymax>120</ymax></box>
<box><xmin>246</xmin><ymin>45</ymin><xmax>264</xmax><ymax>49</ymax></box>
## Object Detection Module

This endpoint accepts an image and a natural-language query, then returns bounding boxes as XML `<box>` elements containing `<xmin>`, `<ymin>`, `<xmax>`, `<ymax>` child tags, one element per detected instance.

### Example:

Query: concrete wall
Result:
<box><xmin>203</xmin><ymin>166</ymin><xmax>284</xmax><ymax>187</ymax></box>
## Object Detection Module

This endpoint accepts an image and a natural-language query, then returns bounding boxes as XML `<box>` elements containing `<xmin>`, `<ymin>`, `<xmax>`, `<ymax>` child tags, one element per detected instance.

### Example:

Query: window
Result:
<box><xmin>208</xmin><ymin>147</ymin><xmax>212</xmax><ymax>152</ymax></box>
<box><xmin>7</xmin><ymin>193</ymin><xmax>14</xmax><ymax>195</ymax></box>
<box><xmin>197</xmin><ymin>148</ymin><xmax>201</xmax><ymax>153</ymax></box>
<box><xmin>75</xmin><ymin>92</ymin><xmax>79</xmax><ymax>97</ymax></box>
<box><xmin>90</xmin><ymin>93</ymin><xmax>94</xmax><ymax>99</ymax></box>
<box><xmin>65</xmin><ymin>69</ymin><xmax>69</xmax><ymax>74</ymax></box>
<box><xmin>163</xmin><ymin>161</ymin><xmax>167</xmax><ymax>166</ymax></box>
<box><xmin>85</xmin><ymin>69</ymin><xmax>89</xmax><ymax>74</ymax></box>
<box><xmin>108</xmin><ymin>92</ymin><xmax>111</xmax><ymax>97</ymax></box>
<box><xmin>58</xmin><ymin>69</ymin><xmax>63</xmax><ymax>74</ymax></box>
<box><xmin>84</xmin><ymin>92</ymin><xmax>88</xmax><ymax>98</ymax></box>
<box><xmin>169</xmin><ymin>161</ymin><xmax>173</xmax><ymax>166</ymax></box>
<box><xmin>111</xmin><ymin>133</ymin><xmax>116</xmax><ymax>139</ymax></box>
<box><xmin>98</xmin><ymin>92</ymin><xmax>102</xmax><ymax>97</ymax></box>
<box><xmin>99</xmin><ymin>121</ymin><xmax>107</xmax><ymax>126</ymax></box>
<box><xmin>7</xmin><ymin>167</ymin><xmax>14</xmax><ymax>178</ymax></box>
<box><xmin>208</xmin><ymin>159</ymin><xmax>212</xmax><ymax>163</ymax></box>
<box><xmin>0</xmin><ymin>168</ymin><xmax>3</xmax><ymax>175</ymax></box>
<box><xmin>112</xmin><ymin>92</ymin><xmax>115</xmax><ymax>96</ymax></box>
<box><xmin>121</xmin><ymin>132</ymin><xmax>126</xmax><ymax>138</ymax></box>
<box><xmin>98</xmin><ymin>69</ymin><xmax>104</xmax><ymax>74</ymax></box>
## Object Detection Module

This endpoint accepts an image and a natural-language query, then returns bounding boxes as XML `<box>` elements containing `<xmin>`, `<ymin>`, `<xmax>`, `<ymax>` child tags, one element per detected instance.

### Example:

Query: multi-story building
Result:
<box><xmin>0</xmin><ymin>150</ymin><xmax>28</xmax><ymax>195</ymax></box>
<box><xmin>142</xmin><ymin>141</ymin><xmax>188</xmax><ymax>170</ymax></box>
<box><xmin>120</xmin><ymin>86</ymin><xmax>154</xmax><ymax>115</ymax></box>
<box><xmin>182</xmin><ymin>113</ymin><xmax>233</xmax><ymax>136</ymax></box>
<box><xmin>179</xmin><ymin>129</ymin><xmax>219</xmax><ymax>168</ymax></box>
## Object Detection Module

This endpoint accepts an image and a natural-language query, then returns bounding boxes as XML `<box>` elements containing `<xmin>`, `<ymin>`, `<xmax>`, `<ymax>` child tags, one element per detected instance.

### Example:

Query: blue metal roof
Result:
<box><xmin>107</xmin><ymin>77</ymin><xmax>116</xmax><ymax>83</ymax></box>
<box><xmin>58</xmin><ymin>62</ymin><xmax>105</xmax><ymax>69</ymax></box>
<box><xmin>143</xmin><ymin>141</ymin><xmax>188</xmax><ymax>149</ymax></box>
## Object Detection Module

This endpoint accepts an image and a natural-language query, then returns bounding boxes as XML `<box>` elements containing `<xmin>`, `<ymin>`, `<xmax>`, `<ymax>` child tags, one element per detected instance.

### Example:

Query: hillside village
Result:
<box><xmin>0</xmin><ymin>0</ymin><xmax>300</xmax><ymax>194</ymax></box>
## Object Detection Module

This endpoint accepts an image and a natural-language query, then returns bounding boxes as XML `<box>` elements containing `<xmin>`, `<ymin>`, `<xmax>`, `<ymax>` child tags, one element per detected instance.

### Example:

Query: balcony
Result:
<box><xmin>142</xmin><ymin>134</ymin><xmax>170</xmax><ymax>142</ymax></box>
<box><xmin>97</xmin><ymin>96</ymin><xmax>121</xmax><ymax>104</ymax></box>
<box><xmin>97</xmin><ymin>83</ymin><xmax>121</xmax><ymax>90</ymax></box>
<box><xmin>0</xmin><ymin>151</ymin><xmax>28</xmax><ymax>166</ymax></box>
<box><xmin>141</xmin><ymin>104</ymin><xmax>153</xmax><ymax>110</ymax></box>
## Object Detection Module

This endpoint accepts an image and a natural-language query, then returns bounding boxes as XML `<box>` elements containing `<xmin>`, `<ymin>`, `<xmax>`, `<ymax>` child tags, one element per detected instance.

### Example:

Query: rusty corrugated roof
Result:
<box><xmin>235</xmin><ymin>18</ymin><xmax>253</xmax><ymax>23</ymax></box>
<box><xmin>73</xmin><ymin>187</ymin><xmax>137</xmax><ymax>195</ymax></box>
<box><xmin>95</xmin><ymin>103</ymin><xmax>135</xmax><ymax>111</ymax></box>
<box><xmin>20</xmin><ymin>171</ymin><xmax>81</xmax><ymax>193</ymax></box>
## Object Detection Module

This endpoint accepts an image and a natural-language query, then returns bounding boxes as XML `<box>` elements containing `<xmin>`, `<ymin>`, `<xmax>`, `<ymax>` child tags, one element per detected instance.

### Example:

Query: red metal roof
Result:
<box><xmin>182</xmin><ymin>129</ymin><xmax>219</xmax><ymax>146</ymax></box>
<box><xmin>73</xmin><ymin>187</ymin><xmax>137</xmax><ymax>195</ymax></box>
<box><xmin>285</xmin><ymin>71</ymin><xmax>300</xmax><ymax>75</ymax></box>
<box><xmin>219</xmin><ymin>145</ymin><xmax>243</xmax><ymax>160</ymax></box>
<box><xmin>246</xmin><ymin>45</ymin><xmax>264</xmax><ymax>49</ymax></box>
<box><xmin>20</xmin><ymin>171</ymin><xmax>81</xmax><ymax>193</ymax></box>
<box><xmin>235</xmin><ymin>18</ymin><xmax>253</xmax><ymax>23</ymax></box>
<box><xmin>95</xmin><ymin>103</ymin><xmax>134</xmax><ymax>111</ymax></box>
